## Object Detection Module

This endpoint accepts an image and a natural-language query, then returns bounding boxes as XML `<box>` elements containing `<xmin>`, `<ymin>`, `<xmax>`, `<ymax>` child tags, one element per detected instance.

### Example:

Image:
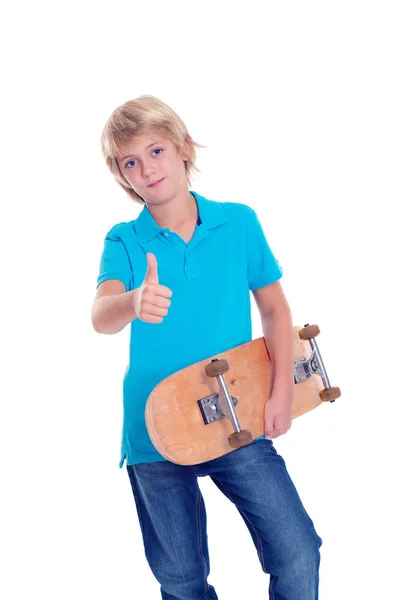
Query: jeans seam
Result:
<box><xmin>127</xmin><ymin>466</ymin><xmax>146</xmax><ymax>534</ymax></box>
<box><xmin>237</xmin><ymin>506</ymin><xmax>267</xmax><ymax>573</ymax></box>
<box><xmin>215</xmin><ymin>478</ymin><xmax>267</xmax><ymax>574</ymax></box>
<box><xmin>196</xmin><ymin>485</ymin><xmax>212</xmax><ymax>600</ymax></box>
<box><xmin>269</xmin><ymin>575</ymin><xmax>276</xmax><ymax>600</ymax></box>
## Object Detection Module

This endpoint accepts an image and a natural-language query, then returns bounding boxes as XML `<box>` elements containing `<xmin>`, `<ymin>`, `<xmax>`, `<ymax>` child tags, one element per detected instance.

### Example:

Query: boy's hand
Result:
<box><xmin>264</xmin><ymin>391</ymin><xmax>293</xmax><ymax>440</ymax></box>
<box><xmin>133</xmin><ymin>253</ymin><xmax>173</xmax><ymax>323</ymax></box>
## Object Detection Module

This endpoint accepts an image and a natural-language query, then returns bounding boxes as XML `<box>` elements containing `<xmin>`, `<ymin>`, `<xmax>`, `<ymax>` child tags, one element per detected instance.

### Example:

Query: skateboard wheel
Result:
<box><xmin>298</xmin><ymin>324</ymin><xmax>320</xmax><ymax>340</ymax></box>
<box><xmin>319</xmin><ymin>386</ymin><xmax>341</xmax><ymax>402</ymax></box>
<box><xmin>228</xmin><ymin>429</ymin><xmax>253</xmax><ymax>448</ymax></box>
<box><xmin>205</xmin><ymin>359</ymin><xmax>229</xmax><ymax>377</ymax></box>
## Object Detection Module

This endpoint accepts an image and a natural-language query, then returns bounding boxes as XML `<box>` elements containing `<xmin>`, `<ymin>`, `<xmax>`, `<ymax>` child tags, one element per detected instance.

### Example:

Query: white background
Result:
<box><xmin>1</xmin><ymin>1</ymin><xmax>399</xmax><ymax>598</ymax></box>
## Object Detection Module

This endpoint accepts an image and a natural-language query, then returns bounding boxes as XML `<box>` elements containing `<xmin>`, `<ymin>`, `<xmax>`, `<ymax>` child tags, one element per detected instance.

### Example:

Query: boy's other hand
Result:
<box><xmin>133</xmin><ymin>253</ymin><xmax>173</xmax><ymax>324</ymax></box>
<box><xmin>264</xmin><ymin>391</ymin><xmax>293</xmax><ymax>440</ymax></box>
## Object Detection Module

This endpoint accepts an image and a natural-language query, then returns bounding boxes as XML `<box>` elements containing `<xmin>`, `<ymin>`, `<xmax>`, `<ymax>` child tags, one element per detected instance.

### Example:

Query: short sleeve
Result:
<box><xmin>96</xmin><ymin>229</ymin><xmax>133</xmax><ymax>292</ymax></box>
<box><xmin>246</xmin><ymin>208</ymin><xmax>283</xmax><ymax>291</ymax></box>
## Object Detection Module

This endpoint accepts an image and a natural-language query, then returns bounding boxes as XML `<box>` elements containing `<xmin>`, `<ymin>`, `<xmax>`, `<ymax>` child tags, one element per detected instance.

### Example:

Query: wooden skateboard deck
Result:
<box><xmin>145</xmin><ymin>325</ymin><xmax>340</xmax><ymax>465</ymax></box>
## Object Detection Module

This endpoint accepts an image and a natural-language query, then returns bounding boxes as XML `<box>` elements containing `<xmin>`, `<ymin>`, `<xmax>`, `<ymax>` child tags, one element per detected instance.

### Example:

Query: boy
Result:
<box><xmin>91</xmin><ymin>95</ymin><xmax>322</xmax><ymax>599</ymax></box>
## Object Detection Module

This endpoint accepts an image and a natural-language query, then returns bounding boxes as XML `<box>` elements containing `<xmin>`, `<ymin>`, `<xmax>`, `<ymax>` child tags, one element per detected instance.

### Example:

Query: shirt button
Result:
<box><xmin>164</xmin><ymin>232</ymin><xmax>169</xmax><ymax>237</ymax></box>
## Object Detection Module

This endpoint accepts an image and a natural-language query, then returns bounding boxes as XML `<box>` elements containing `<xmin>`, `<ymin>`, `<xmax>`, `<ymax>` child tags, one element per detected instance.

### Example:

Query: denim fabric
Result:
<box><xmin>127</xmin><ymin>438</ymin><xmax>322</xmax><ymax>599</ymax></box>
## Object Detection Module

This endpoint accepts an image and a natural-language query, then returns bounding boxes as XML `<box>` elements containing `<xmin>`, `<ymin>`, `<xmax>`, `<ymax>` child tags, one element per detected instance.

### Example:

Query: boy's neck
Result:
<box><xmin>146</xmin><ymin>190</ymin><xmax>199</xmax><ymax>229</ymax></box>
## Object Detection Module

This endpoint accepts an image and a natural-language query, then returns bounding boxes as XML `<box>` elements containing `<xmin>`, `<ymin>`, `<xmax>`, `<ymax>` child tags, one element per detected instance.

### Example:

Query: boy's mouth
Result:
<box><xmin>148</xmin><ymin>178</ymin><xmax>165</xmax><ymax>188</ymax></box>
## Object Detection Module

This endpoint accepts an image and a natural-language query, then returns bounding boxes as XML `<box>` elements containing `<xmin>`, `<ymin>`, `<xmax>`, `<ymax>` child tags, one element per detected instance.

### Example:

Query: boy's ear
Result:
<box><xmin>181</xmin><ymin>136</ymin><xmax>193</xmax><ymax>162</ymax></box>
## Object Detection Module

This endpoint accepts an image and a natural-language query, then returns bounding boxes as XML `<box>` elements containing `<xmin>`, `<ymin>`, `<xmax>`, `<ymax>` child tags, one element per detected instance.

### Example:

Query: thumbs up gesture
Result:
<box><xmin>133</xmin><ymin>253</ymin><xmax>173</xmax><ymax>323</ymax></box>
<box><xmin>144</xmin><ymin>252</ymin><xmax>159</xmax><ymax>284</ymax></box>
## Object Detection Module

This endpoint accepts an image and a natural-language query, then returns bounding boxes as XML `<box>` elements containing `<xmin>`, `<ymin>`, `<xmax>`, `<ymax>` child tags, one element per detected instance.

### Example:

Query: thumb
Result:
<box><xmin>144</xmin><ymin>253</ymin><xmax>159</xmax><ymax>284</ymax></box>
<box><xmin>264</xmin><ymin>413</ymin><xmax>274</xmax><ymax>440</ymax></box>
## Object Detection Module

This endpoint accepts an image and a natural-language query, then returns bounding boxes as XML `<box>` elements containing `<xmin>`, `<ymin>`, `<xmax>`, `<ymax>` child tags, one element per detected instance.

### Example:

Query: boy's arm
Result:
<box><xmin>252</xmin><ymin>280</ymin><xmax>294</xmax><ymax>439</ymax></box>
<box><xmin>91</xmin><ymin>280</ymin><xmax>138</xmax><ymax>334</ymax></box>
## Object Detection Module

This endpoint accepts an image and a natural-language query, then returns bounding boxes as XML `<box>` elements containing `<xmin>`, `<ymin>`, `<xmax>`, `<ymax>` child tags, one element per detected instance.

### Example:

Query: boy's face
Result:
<box><xmin>116</xmin><ymin>129</ymin><xmax>191</xmax><ymax>204</ymax></box>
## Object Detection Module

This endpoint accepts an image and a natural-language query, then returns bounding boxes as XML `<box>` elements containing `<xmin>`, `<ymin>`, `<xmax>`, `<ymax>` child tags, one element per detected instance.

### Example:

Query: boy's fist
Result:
<box><xmin>133</xmin><ymin>253</ymin><xmax>172</xmax><ymax>323</ymax></box>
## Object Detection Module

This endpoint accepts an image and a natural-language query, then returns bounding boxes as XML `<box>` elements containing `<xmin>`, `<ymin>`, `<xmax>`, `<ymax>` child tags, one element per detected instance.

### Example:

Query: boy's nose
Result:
<box><xmin>143</xmin><ymin>165</ymin><xmax>156</xmax><ymax>179</ymax></box>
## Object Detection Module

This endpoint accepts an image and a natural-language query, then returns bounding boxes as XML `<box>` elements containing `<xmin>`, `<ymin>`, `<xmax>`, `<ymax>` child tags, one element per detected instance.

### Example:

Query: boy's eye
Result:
<box><xmin>125</xmin><ymin>148</ymin><xmax>163</xmax><ymax>169</ymax></box>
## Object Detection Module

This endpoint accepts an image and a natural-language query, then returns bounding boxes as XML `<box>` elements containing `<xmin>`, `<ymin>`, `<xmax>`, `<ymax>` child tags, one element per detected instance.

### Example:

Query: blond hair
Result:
<box><xmin>100</xmin><ymin>95</ymin><xmax>206</xmax><ymax>205</ymax></box>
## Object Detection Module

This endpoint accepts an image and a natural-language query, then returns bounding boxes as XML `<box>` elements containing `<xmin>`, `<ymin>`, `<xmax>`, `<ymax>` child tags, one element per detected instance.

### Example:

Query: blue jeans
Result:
<box><xmin>127</xmin><ymin>438</ymin><xmax>322</xmax><ymax>599</ymax></box>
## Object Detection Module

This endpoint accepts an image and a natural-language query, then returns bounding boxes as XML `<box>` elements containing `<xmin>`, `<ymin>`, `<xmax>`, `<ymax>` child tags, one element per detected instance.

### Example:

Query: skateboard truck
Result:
<box><xmin>197</xmin><ymin>391</ymin><xmax>239</xmax><ymax>424</ymax></box>
<box><xmin>198</xmin><ymin>359</ymin><xmax>253</xmax><ymax>449</ymax></box>
<box><xmin>296</xmin><ymin>324</ymin><xmax>341</xmax><ymax>403</ymax></box>
<box><xmin>197</xmin><ymin>324</ymin><xmax>341</xmax><ymax>448</ymax></box>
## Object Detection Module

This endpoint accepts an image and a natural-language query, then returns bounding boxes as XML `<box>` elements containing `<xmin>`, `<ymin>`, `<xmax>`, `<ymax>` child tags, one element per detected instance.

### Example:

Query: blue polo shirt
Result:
<box><xmin>96</xmin><ymin>190</ymin><xmax>283</xmax><ymax>468</ymax></box>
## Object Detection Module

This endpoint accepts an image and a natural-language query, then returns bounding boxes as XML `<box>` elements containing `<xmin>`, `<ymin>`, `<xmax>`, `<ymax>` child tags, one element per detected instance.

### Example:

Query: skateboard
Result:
<box><xmin>145</xmin><ymin>324</ymin><xmax>341</xmax><ymax>465</ymax></box>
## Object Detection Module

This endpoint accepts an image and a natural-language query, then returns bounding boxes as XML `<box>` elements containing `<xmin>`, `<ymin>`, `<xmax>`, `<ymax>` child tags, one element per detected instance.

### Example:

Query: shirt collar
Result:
<box><xmin>134</xmin><ymin>190</ymin><xmax>228</xmax><ymax>242</ymax></box>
